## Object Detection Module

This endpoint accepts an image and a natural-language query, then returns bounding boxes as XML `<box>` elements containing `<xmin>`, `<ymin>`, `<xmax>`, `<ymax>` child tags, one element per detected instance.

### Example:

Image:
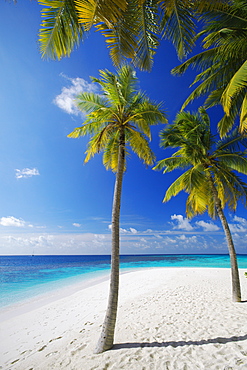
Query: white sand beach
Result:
<box><xmin>1</xmin><ymin>267</ymin><xmax>247</xmax><ymax>370</ymax></box>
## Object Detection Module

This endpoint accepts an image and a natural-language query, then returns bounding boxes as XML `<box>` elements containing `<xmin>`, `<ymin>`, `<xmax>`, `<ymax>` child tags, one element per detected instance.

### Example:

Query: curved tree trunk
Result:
<box><xmin>94</xmin><ymin>128</ymin><xmax>125</xmax><ymax>353</ymax></box>
<box><xmin>210</xmin><ymin>178</ymin><xmax>241</xmax><ymax>302</ymax></box>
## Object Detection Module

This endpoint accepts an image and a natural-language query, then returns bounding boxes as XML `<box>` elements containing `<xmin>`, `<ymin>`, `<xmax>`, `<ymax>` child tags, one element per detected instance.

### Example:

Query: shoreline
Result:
<box><xmin>0</xmin><ymin>264</ymin><xmax>224</xmax><ymax>318</ymax></box>
<box><xmin>1</xmin><ymin>267</ymin><xmax>247</xmax><ymax>369</ymax></box>
<box><xmin>0</xmin><ymin>264</ymin><xmax>240</xmax><ymax>319</ymax></box>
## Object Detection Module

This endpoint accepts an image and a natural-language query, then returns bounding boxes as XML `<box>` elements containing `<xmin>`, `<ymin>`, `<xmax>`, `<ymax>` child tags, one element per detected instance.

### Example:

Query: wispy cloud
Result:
<box><xmin>73</xmin><ymin>223</ymin><xmax>81</xmax><ymax>228</ymax></box>
<box><xmin>196</xmin><ymin>220</ymin><xmax>220</xmax><ymax>232</ymax></box>
<box><xmin>15</xmin><ymin>168</ymin><xmax>40</xmax><ymax>179</ymax></box>
<box><xmin>2</xmin><ymin>227</ymin><xmax>246</xmax><ymax>255</ymax></box>
<box><xmin>170</xmin><ymin>214</ymin><xmax>194</xmax><ymax>231</ymax></box>
<box><xmin>54</xmin><ymin>74</ymin><xmax>99</xmax><ymax>116</ymax></box>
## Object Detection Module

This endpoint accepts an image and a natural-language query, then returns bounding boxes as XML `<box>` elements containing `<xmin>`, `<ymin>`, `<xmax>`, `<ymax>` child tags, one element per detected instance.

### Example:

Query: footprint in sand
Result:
<box><xmin>10</xmin><ymin>359</ymin><xmax>20</xmax><ymax>365</ymax></box>
<box><xmin>49</xmin><ymin>336</ymin><xmax>62</xmax><ymax>343</ymax></box>
<box><xmin>20</xmin><ymin>350</ymin><xmax>32</xmax><ymax>355</ymax></box>
<box><xmin>71</xmin><ymin>344</ymin><xmax>87</xmax><ymax>355</ymax></box>
<box><xmin>45</xmin><ymin>351</ymin><xmax>58</xmax><ymax>358</ymax></box>
<box><xmin>38</xmin><ymin>345</ymin><xmax>47</xmax><ymax>352</ymax></box>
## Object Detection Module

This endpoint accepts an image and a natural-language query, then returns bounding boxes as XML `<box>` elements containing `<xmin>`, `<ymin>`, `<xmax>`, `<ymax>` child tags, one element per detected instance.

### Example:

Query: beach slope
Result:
<box><xmin>1</xmin><ymin>267</ymin><xmax>247</xmax><ymax>369</ymax></box>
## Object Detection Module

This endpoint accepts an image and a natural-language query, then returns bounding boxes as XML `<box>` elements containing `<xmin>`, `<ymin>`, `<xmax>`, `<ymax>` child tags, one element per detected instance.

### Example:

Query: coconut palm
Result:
<box><xmin>172</xmin><ymin>0</ymin><xmax>247</xmax><ymax>136</ymax></box>
<box><xmin>68</xmin><ymin>64</ymin><xmax>166</xmax><ymax>352</ymax></box>
<box><xmin>154</xmin><ymin>107</ymin><xmax>247</xmax><ymax>302</ymax></box>
<box><xmin>38</xmin><ymin>0</ymin><xmax>229</xmax><ymax>70</ymax></box>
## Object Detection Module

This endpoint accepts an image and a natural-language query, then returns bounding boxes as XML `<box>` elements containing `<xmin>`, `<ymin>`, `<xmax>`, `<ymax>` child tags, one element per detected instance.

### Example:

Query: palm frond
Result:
<box><xmin>160</xmin><ymin>0</ymin><xmax>196</xmax><ymax>60</ymax></box>
<box><xmin>240</xmin><ymin>92</ymin><xmax>247</xmax><ymax>133</ymax></box>
<box><xmin>171</xmin><ymin>48</ymin><xmax>218</xmax><ymax>76</ymax></box>
<box><xmin>117</xmin><ymin>65</ymin><xmax>138</xmax><ymax>101</ymax></box>
<box><xmin>75</xmin><ymin>0</ymin><xmax>127</xmax><ymax>31</ymax></box>
<box><xmin>195</xmin><ymin>0</ymin><xmax>232</xmax><ymax>16</ymax></box>
<box><xmin>39</xmin><ymin>0</ymin><xmax>84</xmax><ymax>59</ymax></box>
<box><xmin>157</xmin><ymin>106</ymin><xmax>247</xmax><ymax>221</ymax></box>
<box><xmin>181</xmin><ymin>69</ymin><xmax>225</xmax><ymax>110</ymax></box>
<box><xmin>132</xmin><ymin>0</ymin><xmax>160</xmax><ymax>71</ymax></box>
<box><xmin>83</xmin><ymin>124</ymin><xmax>117</xmax><ymax>163</ymax></box>
<box><xmin>198</xmin><ymin>0</ymin><xmax>247</xmax><ymax>31</ymax></box>
<box><xmin>217</xmin><ymin>112</ymin><xmax>237</xmax><ymax>138</ymax></box>
<box><xmin>217</xmin><ymin>153</ymin><xmax>247</xmax><ymax>175</ymax></box>
<box><xmin>103</xmin><ymin>130</ymin><xmax>123</xmax><ymax>171</ymax></box>
<box><xmin>95</xmin><ymin>2</ymin><xmax>137</xmax><ymax>67</ymax></box>
<box><xmin>186</xmin><ymin>181</ymin><xmax>210</xmax><ymax>217</ymax></box>
<box><xmin>92</xmin><ymin>68</ymin><xmax>128</xmax><ymax>107</ymax></box>
<box><xmin>221</xmin><ymin>60</ymin><xmax>247</xmax><ymax>115</ymax></box>
<box><xmin>216</xmin><ymin>128</ymin><xmax>247</xmax><ymax>151</ymax></box>
<box><xmin>163</xmin><ymin>170</ymin><xmax>191</xmax><ymax>202</ymax></box>
<box><xmin>76</xmin><ymin>92</ymin><xmax>109</xmax><ymax>113</ymax></box>
<box><xmin>67</xmin><ymin>116</ymin><xmax>112</xmax><ymax>137</ymax></box>
<box><xmin>128</xmin><ymin>100</ymin><xmax>167</xmax><ymax>137</ymax></box>
<box><xmin>153</xmin><ymin>155</ymin><xmax>191</xmax><ymax>173</ymax></box>
<box><xmin>126</xmin><ymin>127</ymin><xmax>155</xmax><ymax>166</ymax></box>
<box><xmin>69</xmin><ymin>65</ymin><xmax>164</xmax><ymax>172</ymax></box>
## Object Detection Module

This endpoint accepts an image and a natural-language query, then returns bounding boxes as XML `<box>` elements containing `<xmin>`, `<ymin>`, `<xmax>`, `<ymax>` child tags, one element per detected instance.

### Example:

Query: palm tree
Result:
<box><xmin>154</xmin><ymin>108</ymin><xmax>247</xmax><ymax>302</ymax></box>
<box><xmin>68</xmin><ymin>64</ymin><xmax>167</xmax><ymax>352</ymax></box>
<box><xmin>172</xmin><ymin>0</ymin><xmax>247</xmax><ymax>136</ymax></box>
<box><xmin>38</xmin><ymin>0</ymin><xmax>229</xmax><ymax>70</ymax></box>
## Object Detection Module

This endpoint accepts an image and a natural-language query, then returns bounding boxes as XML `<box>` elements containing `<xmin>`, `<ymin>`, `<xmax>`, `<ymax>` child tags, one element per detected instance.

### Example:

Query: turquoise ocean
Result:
<box><xmin>1</xmin><ymin>254</ymin><xmax>247</xmax><ymax>309</ymax></box>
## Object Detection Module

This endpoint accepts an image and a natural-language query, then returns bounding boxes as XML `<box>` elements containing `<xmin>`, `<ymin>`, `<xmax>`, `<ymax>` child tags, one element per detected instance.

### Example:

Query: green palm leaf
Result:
<box><xmin>132</xmin><ymin>0</ymin><xmax>160</xmax><ymax>71</ymax></box>
<box><xmin>222</xmin><ymin>60</ymin><xmax>247</xmax><ymax>115</ymax></box>
<box><xmin>103</xmin><ymin>130</ymin><xmax>122</xmax><ymax>171</ymax></box>
<box><xmin>76</xmin><ymin>92</ymin><xmax>109</xmax><ymax>113</ymax></box>
<box><xmin>172</xmin><ymin>0</ymin><xmax>247</xmax><ymax>134</ymax></box>
<box><xmin>75</xmin><ymin>0</ymin><xmax>127</xmax><ymax>30</ymax></box>
<box><xmin>126</xmin><ymin>127</ymin><xmax>155</xmax><ymax>166</ymax></box>
<box><xmin>160</xmin><ymin>0</ymin><xmax>196</xmax><ymax>59</ymax></box>
<box><xmin>154</xmin><ymin>156</ymin><xmax>190</xmax><ymax>173</ymax></box>
<box><xmin>39</xmin><ymin>0</ymin><xmax>84</xmax><ymax>59</ymax></box>
<box><xmin>156</xmin><ymin>107</ymin><xmax>247</xmax><ymax>220</ymax></box>
<box><xmin>163</xmin><ymin>170</ymin><xmax>191</xmax><ymax>202</ymax></box>
<box><xmin>240</xmin><ymin>93</ymin><xmax>247</xmax><ymax>132</ymax></box>
<box><xmin>68</xmin><ymin>64</ymin><xmax>166</xmax><ymax>170</ymax></box>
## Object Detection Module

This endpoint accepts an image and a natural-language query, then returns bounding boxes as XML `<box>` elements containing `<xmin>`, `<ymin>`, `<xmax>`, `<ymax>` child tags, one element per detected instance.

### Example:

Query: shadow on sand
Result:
<box><xmin>112</xmin><ymin>334</ymin><xmax>247</xmax><ymax>350</ymax></box>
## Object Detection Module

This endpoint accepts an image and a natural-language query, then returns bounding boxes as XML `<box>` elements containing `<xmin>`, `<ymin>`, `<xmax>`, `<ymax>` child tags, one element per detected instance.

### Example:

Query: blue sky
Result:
<box><xmin>1</xmin><ymin>1</ymin><xmax>247</xmax><ymax>255</ymax></box>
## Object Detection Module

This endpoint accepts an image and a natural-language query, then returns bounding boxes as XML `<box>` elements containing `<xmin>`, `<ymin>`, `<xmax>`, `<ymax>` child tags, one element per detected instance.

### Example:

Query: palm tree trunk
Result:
<box><xmin>94</xmin><ymin>128</ymin><xmax>125</xmax><ymax>353</ymax></box>
<box><xmin>210</xmin><ymin>178</ymin><xmax>241</xmax><ymax>302</ymax></box>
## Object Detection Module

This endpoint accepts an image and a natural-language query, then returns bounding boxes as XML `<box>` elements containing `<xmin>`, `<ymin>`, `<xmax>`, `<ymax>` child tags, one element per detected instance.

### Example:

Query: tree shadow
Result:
<box><xmin>112</xmin><ymin>334</ymin><xmax>247</xmax><ymax>350</ymax></box>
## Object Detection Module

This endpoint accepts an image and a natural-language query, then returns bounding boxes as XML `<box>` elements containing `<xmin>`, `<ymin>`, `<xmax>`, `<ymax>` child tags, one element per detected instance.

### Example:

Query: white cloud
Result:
<box><xmin>170</xmin><ymin>214</ymin><xmax>194</xmax><ymax>231</ymax></box>
<box><xmin>229</xmin><ymin>215</ymin><xmax>247</xmax><ymax>233</ymax></box>
<box><xmin>0</xmin><ymin>216</ymin><xmax>26</xmax><ymax>227</ymax></box>
<box><xmin>229</xmin><ymin>224</ymin><xmax>246</xmax><ymax>233</ymax></box>
<box><xmin>196</xmin><ymin>220</ymin><xmax>220</xmax><ymax>232</ymax></box>
<box><xmin>54</xmin><ymin>74</ymin><xmax>99</xmax><ymax>116</ymax></box>
<box><xmin>108</xmin><ymin>224</ymin><xmax>138</xmax><ymax>234</ymax></box>
<box><xmin>1</xmin><ymin>233</ymin><xmax>112</xmax><ymax>255</ymax></box>
<box><xmin>15</xmin><ymin>168</ymin><xmax>40</xmax><ymax>179</ymax></box>
<box><xmin>4</xmin><ymin>235</ymin><xmax>54</xmax><ymax>249</ymax></box>
<box><xmin>130</xmin><ymin>227</ymin><xmax>138</xmax><ymax>234</ymax></box>
<box><xmin>0</xmin><ymin>229</ymin><xmax>241</xmax><ymax>255</ymax></box>
<box><xmin>233</xmin><ymin>215</ymin><xmax>247</xmax><ymax>224</ymax></box>
<box><xmin>73</xmin><ymin>223</ymin><xmax>81</xmax><ymax>228</ymax></box>
<box><xmin>176</xmin><ymin>234</ymin><xmax>198</xmax><ymax>244</ymax></box>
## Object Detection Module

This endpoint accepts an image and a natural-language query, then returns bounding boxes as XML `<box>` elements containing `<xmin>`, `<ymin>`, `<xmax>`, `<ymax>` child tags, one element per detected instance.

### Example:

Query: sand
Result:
<box><xmin>1</xmin><ymin>267</ymin><xmax>247</xmax><ymax>370</ymax></box>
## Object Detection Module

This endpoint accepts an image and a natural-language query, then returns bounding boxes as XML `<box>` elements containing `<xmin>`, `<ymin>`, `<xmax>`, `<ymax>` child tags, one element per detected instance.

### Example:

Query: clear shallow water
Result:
<box><xmin>1</xmin><ymin>254</ymin><xmax>247</xmax><ymax>308</ymax></box>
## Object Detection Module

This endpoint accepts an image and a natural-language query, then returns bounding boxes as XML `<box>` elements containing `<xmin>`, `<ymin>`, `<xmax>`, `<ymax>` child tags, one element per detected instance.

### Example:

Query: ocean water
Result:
<box><xmin>1</xmin><ymin>254</ymin><xmax>247</xmax><ymax>309</ymax></box>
